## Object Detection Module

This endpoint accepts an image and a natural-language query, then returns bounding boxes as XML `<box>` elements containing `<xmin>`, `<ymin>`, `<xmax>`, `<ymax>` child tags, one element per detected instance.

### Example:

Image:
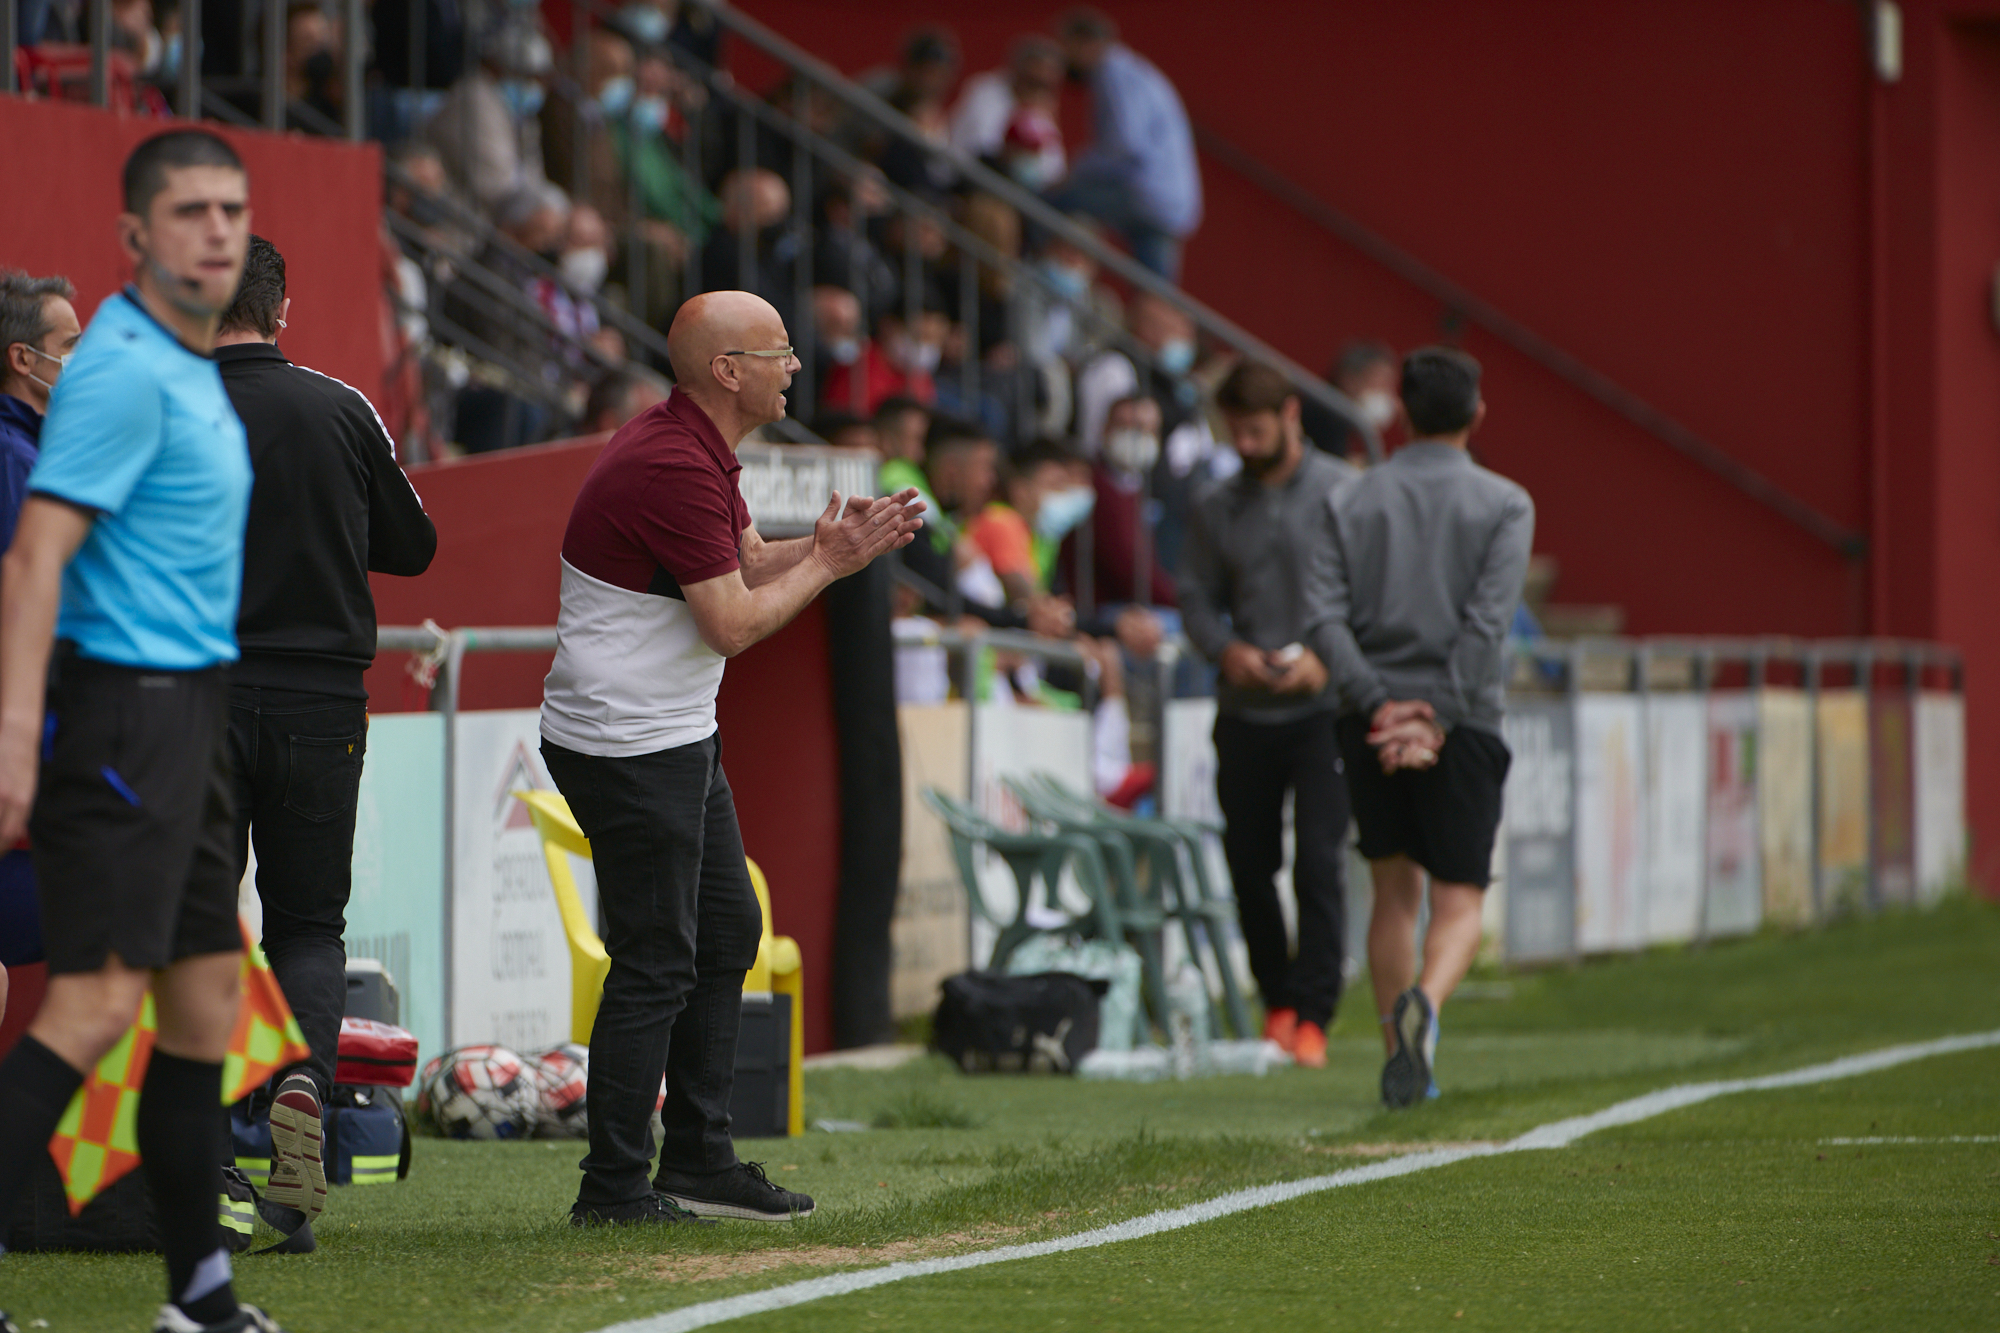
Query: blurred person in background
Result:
<box><xmin>423</xmin><ymin>19</ymin><xmax>554</xmax><ymax>212</ymax></box>
<box><xmin>1047</xmin><ymin>8</ymin><xmax>1201</xmax><ymax>279</ymax></box>
<box><xmin>872</xmin><ymin>396</ymin><xmax>931</xmax><ymax>476</ymax></box>
<box><xmin>444</xmin><ymin>182</ymin><xmax>571</xmax><ymax>452</ymax></box>
<box><xmin>583</xmin><ymin>367</ymin><xmax>669</xmax><ymax>435</ymax></box>
<box><xmin>281</xmin><ymin>0</ymin><xmax>343</xmax><ymax>131</ymax></box>
<box><xmin>813</xmin><ymin>174</ymin><xmax>897</xmax><ymax>327</ymax></box>
<box><xmin>810</xmin><ymin>284</ymin><xmax>867</xmax><ymax>412</ymax></box>
<box><xmin>1060</xmin><ymin>393</ymin><xmax>1176</xmax><ymax>611</ymax></box>
<box><xmin>213</xmin><ymin>236</ymin><xmax>436</xmax><ymax>1237</ymax></box>
<box><xmin>805</xmin><ymin>410</ymin><xmax>878</xmax><ymax>453</ymax></box>
<box><xmin>1305</xmin><ymin>346</ymin><xmax>1533</xmax><ymax>1110</ymax></box>
<box><xmin>603</xmin><ymin>48</ymin><xmax>720</xmax><ymax>322</ymax></box>
<box><xmin>950</xmin><ymin>36</ymin><xmax>1066</xmax><ymax>188</ymax></box>
<box><xmin>699</xmin><ymin>168</ymin><xmax>804</xmax><ymax>338</ymax></box>
<box><xmin>822</xmin><ymin>300</ymin><xmax>944</xmax><ymax>417</ymax></box>
<box><xmin>1181</xmin><ymin>362</ymin><xmax>1359</xmax><ymax>1070</ymax></box>
<box><xmin>0</xmin><ymin>271</ymin><xmax>80</xmax><ymax>1042</ymax></box>
<box><xmin>1302</xmin><ymin>339</ymin><xmax>1400</xmax><ymax>462</ymax></box>
<box><xmin>853</xmin><ymin>26</ymin><xmax>959</xmax><ymax>153</ymax></box>
<box><xmin>371</xmin><ymin>0</ymin><xmax>468</xmax><ymax>141</ymax></box>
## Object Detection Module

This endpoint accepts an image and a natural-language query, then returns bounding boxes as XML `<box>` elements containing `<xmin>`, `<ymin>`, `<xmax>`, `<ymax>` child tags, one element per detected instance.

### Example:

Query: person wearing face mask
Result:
<box><xmin>0</xmin><ymin>271</ymin><xmax>82</xmax><ymax>1065</ymax></box>
<box><xmin>698</xmin><ymin>169</ymin><xmax>806</xmax><ymax>341</ymax></box>
<box><xmin>422</xmin><ymin>19</ymin><xmax>554</xmax><ymax>212</ymax></box>
<box><xmin>821</xmin><ymin>303</ymin><xmax>943</xmax><ymax>418</ymax></box>
<box><xmin>1301</xmin><ymin>339</ymin><xmax>1401</xmax><ymax>463</ymax></box>
<box><xmin>949</xmin><ymin>35</ymin><xmax>1066</xmax><ymax>173</ymax></box>
<box><xmin>1179</xmin><ymin>361</ymin><xmax>1360</xmax><ymax>1072</ymax></box>
<box><xmin>1059</xmin><ymin>394</ymin><xmax>1177</xmax><ymax>612</ymax></box>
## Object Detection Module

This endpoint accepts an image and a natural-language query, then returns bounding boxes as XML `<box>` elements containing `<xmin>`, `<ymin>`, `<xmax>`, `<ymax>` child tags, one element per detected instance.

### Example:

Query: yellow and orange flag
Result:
<box><xmin>47</xmin><ymin>920</ymin><xmax>311</xmax><ymax>1214</ymax></box>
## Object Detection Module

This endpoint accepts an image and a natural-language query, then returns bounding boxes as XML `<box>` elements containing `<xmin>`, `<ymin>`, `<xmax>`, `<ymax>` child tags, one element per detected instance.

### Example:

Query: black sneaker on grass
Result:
<box><xmin>1381</xmin><ymin>986</ymin><xmax>1435</xmax><ymax>1110</ymax></box>
<box><xmin>150</xmin><ymin>1302</ymin><xmax>288</xmax><ymax>1332</ymax></box>
<box><xmin>2</xmin><ymin>1309</ymin><xmax>22</xmax><ymax>1333</ymax></box>
<box><xmin>656</xmin><ymin>1161</ymin><xmax>815</xmax><ymax>1221</ymax></box>
<box><xmin>570</xmin><ymin>1190</ymin><xmax>717</xmax><ymax>1228</ymax></box>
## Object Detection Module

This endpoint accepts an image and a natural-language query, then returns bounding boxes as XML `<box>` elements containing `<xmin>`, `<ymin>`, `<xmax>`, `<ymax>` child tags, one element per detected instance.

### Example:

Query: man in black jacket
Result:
<box><xmin>215</xmin><ymin>236</ymin><xmax>437</xmax><ymax>1231</ymax></box>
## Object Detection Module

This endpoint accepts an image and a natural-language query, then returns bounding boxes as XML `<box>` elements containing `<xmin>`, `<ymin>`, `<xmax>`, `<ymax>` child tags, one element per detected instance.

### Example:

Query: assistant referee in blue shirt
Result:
<box><xmin>0</xmin><ymin>131</ymin><xmax>288</xmax><ymax>1333</ymax></box>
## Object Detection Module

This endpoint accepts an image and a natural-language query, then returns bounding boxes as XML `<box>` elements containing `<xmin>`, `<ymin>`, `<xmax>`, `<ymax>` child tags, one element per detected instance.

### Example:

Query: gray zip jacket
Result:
<box><xmin>1180</xmin><ymin>448</ymin><xmax>1358</xmax><ymax>723</ymax></box>
<box><xmin>1303</xmin><ymin>441</ymin><xmax>1534</xmax><ymax>734</ymax></box>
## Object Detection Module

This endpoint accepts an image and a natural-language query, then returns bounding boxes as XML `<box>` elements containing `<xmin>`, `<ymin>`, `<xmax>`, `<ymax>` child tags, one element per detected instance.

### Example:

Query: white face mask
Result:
<box><xmin>1358</xmin><ymin>389</ymin><xmax>1398</xmax><ymax>430</ymax></box>
<box><xmin>826</xmin><ymin>336</ymin><xmax>861</xmax><ymax>365</ymax></box>
<box><xmin>23</xmin><ymin>345</ymin><xmax>68</xmax><ymax>396</ymax></box>
<box><xmin>560</xmin><ymin>247</ymin><xmax>609</xmax><ymax>294</ymax></box>
<box><xmin>1103</xmin><ymin>427</ymin><xmax>1159</xmax><ymax>475</ymax></box>
<box><xmin>890</xmin><ymin>333</ymin><xmax>941</xmax><ymax>374</ymax></box>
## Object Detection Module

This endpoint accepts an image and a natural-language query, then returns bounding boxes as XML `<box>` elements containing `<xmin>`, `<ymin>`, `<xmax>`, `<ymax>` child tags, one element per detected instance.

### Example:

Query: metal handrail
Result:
<box><xmin>678</xmin><ymin>0</ymin><xmax>1380</xmax><ymax>458</ymax></box>
<box><xmin>1192</xmin><ymin>122</ymin><xmax>1865</xmax><ymax>557</ymax></box>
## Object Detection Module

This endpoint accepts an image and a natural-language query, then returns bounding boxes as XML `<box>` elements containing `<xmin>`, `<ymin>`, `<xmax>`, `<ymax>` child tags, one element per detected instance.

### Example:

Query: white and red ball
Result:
<box><xmin>417</xmin><ymin>1045</ymin><xmax>538</xmax><ymax>1140</ymax></box>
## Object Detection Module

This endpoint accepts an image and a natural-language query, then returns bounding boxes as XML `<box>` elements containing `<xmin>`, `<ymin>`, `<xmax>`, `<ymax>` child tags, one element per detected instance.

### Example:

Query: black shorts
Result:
<box><xmin>1335</xmin><ymin>713</ymin><xmax>1510</xmax><ymax>888</ymax></box>
<box><xmin>29</xmin><ymin>649</ymin><xmax>241</xmax><ymax>975</ymax></box>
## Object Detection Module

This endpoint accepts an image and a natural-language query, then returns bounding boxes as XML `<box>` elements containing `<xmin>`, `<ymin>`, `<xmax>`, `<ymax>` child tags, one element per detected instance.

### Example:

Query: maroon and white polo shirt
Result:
<box><xmin>541</xmin><ymin>388</ymin><xmax>752</xmax><ymax>756</ymax></box>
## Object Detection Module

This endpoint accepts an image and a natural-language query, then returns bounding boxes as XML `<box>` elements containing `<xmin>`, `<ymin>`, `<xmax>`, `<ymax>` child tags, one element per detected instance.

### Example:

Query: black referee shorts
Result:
<box><xmin>29</xmin><ymin>648</ymin><xmax>241</xmax><ymax>976</ymax></box>
<box><xmin>1335</xmin><ymin>713</ymin><xmax>1510</xmax><ymax>888</ymax></box>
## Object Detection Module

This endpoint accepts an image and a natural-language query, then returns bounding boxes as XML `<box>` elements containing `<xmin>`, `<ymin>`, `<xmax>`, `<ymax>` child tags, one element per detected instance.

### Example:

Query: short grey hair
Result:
<box><xmin>0</xmin><ymin>270</ymin><xmax>76</xmax><ymax>385</ymax></box>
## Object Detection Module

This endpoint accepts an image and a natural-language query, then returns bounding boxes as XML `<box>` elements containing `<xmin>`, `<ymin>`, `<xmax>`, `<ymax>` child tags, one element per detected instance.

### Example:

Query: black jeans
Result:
<box><xmin>541</xmin><ymin>734</ymin><xmax>763</xmax><ymax>1207</ymax></box>
<box><xmin>1214</xmin><ymin>711</ymin><xmax>1350</xmax><ymax>1029</ymax></box>
<box><xmin>228</xmin><ymin>687</ymin><xmax>370</xmax><ymax>1103</ymax></box>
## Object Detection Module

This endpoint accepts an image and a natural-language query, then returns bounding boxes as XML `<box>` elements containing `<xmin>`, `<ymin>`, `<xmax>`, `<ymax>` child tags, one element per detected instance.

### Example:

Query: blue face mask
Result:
<box><xmin>499</xmin><ymin>78</ymin><xmax>545</xmax><ymax>119</ymax></box>
<box><xmin>619</xmin><ymin>3</ymin><xmax>670</xmax><ymax>45</ymax></box>
<box><xmin>594</xmin><ymin>74</ymin><xmax>634</xmax><ymax>118</ymax></box>
<box><xmin>1039</xmin><ymin>260</ymin><xmax>1088</xmax><ymax>301</ymax></box>
<box><xmin>1035</xmin><ymin>485</ymin><xmax>1096</xmax><ymax>542</ymax></box>
<box><xmin>160</xmin><ymin>31</ymin><xmax>184</xmax><ymax>82</ymax></box>
<box><xmin>630</xmin><ymin>95</ymin><xmax>668</xmax><ymax>136</ymax></box>
<box><xmin>1156</xmin><ymin>338</ymin><xmax>1196</xmax><ymax>376</ymax></box>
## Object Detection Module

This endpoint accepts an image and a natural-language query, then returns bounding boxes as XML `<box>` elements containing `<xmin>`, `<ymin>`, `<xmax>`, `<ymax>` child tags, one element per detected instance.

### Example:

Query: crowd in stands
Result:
<box><xmin>9</xmin><ymin>0</ymin><xmax>1428</xmax><ymax>801</ymax></box>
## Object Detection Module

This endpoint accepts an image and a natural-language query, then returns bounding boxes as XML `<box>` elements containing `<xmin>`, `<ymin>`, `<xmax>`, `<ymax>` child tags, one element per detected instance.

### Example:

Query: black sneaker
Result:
<box><xmin>150</xmin><ymin>1302</ymin><xmax>288</xmax><ymax>1332</ymax></box>
<box><xmin>570</xmin><ymin>1190</ymin><xmax>717</xmax><ymax>1228</ymax></box>
<box><xmin>2</xmin><ymin>1310</ymin><xmax>22</xmax><ymax>1333</ymax></box>
<box><xmin>656</xmin><ymin>1161</ymin><xmax>815</xmax><ymax>1221</ymax></box>
<box><xmin>1381</xmin><ymin>986</ymin><xmax>1436</xmax><ymax>1109</ymax></box>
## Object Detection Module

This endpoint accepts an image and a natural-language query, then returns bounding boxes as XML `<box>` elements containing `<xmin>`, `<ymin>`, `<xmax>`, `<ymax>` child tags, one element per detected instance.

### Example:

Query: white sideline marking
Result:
<box><xmin>1820</xmin><ymin>1135</ymin><xmax>1999</xmax><ymax>1145</ymax></box>
<box><xmin>596</xmin><ymin>1030</ymin><xmax>2000</xmax><ymax>1333</ymax></box>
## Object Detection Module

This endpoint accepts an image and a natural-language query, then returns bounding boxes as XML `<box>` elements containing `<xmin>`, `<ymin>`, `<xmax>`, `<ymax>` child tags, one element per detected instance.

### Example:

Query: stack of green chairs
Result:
<box><xmin>919</xmin><ymin>788</ymin><xmax>1127</xmax><ymax>976</ymax></box>
<box><xmin>1006</xmin><ymin>773</ymin><xmax>1253</xmax><ymax>1040</ymax></box>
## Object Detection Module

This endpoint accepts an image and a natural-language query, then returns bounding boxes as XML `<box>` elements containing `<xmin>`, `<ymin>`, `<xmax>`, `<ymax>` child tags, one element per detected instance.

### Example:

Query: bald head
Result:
<box><xmin>667</xmin><ymin>290</ymin><xmax>799</xmax><ymax>443</ymax></box>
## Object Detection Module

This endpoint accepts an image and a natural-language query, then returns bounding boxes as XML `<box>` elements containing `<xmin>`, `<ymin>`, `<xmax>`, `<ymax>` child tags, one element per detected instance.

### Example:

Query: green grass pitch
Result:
<box><xmin>4</xmin><ymin>895</ymin><xmax>1996</xmax><ymax>1332</ymax></box>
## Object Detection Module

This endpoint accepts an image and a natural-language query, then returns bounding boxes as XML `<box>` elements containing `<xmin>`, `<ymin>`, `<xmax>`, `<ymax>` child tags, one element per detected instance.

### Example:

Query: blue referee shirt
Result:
<box><xmin>29</xmin><ymin>288</ymin><xmax>252</xmax><ymax>670</ymax></box>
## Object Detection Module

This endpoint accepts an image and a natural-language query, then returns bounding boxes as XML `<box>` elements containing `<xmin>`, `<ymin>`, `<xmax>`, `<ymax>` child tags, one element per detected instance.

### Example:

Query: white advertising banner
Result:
<box><xmin>1816</xmin><ymin>690</ymin><xmax>1871</xmax><ymax>917</ymax></box>
<box><xmin>1702</xmin><ymin>692</ymin><xmax>1762</xmax><ymax>938</ymax></box>
<box><xmin>450</xmin><ymin>710</ymin><xmax>597</xmax><ymax>1051</ymax></box>
<box><xmin>1574</xmin><ymin>694</ymin><xmax>1646</xmax><ymax>954</ymax></box>
<box><xmin>968</xmin><ymin>700</ymin><xmax>1094</xmax><ymax>963</ymax></box>
<box><xmin>892</xmin><ymin>702</ymin><xmax>971</xmax><ymax>1018</ymax></box>
<box><xmin>1501</xmin><ymin>700</ymin><xmax>1576</xmax><ymax>963</ymax></box>
<box><xmin>1643</xmin><ymin>694</ymin><xmax>1706</xmax><ymax>945</ymax></box>
<box><xmin>1914</xmin><ymin>690</ymin><xmax>1967</xmax><ymax>904</ymax></box>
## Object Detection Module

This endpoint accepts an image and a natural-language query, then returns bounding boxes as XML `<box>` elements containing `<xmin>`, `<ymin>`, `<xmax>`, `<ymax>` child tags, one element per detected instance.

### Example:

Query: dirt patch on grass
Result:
<box><xmin>564</xmin><ymin>1229</ymin><xmax>1030</xmax><ymax>1289</ymax></box>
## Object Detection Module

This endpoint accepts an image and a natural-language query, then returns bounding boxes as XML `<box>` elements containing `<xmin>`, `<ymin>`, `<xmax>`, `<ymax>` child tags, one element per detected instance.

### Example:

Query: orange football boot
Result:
<box><xmin>1262</xmin><ymin>1007</ymin><xmax>1299</xmax><ymax>1052</ymax></box>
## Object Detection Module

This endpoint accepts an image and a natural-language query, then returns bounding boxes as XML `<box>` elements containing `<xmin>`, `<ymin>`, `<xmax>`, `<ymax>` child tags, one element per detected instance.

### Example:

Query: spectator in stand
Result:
<box><xmin>542</xmin><ymin>28</ymin><xmax>634</xmax><ymax>221</ymax></box>
<box><xmin>807</xmin><ymin>410</ymin><xmax>878</xmax><ymax>453</ymax></box>
<box><xmin>423</xmin><ymin>20</ymin><xmax>554</xmax><ymax>212</ymax></box>
<box><xmin>1063</xmin><ymin>393</ymin><xmax>1176</xmax><ymax>609</ymax></box>
<box><xmin>282</xmin><ymin>0</ymin><xmax>344</xmax><ymax>131</ymax></box>
<box><xmin>444</xmin><ymin>182</ymin><xmax>572</xmax><ymax>452</ymax></box>
<box><xmin>855</xmin><ymin>27</ymin><xmax>959</xmax><ymax>144</ymax></box>
<box><xmin>601</xmin><ymin>48</ymin><xmax>720</xmax><ymax>321</ymax></box>
<box><xmin>873</xmin><ymin>397</ymin><xmax>931</xmax><ymax>475</ymax></box>
<box><xmin>810</xmin><ymin>284</ymin><xmax>866</xmax><ymax>412</ymax></box>
<box><xmin>583</xmin><ymin>367</ymin><xmax>668</xmax><ymax>435</ymax></box>
<box><xmin>1076</xmin><ymin>289</ymin><xmax>1199</xmax><ymax>455</ymax></box>
<box><xmin>373</xmin><ymin>0</ymin><xmax>469</xmax><ymax>141</ymax></box>
<box><xmin>950</xmin><ymin>37</ymin><xmax>1066</xmax><ymax>188</ymax></box>
<box><xmin>822</xmin><ymin>301</ymin><xmax>944</xmax><ymax>417</ymax></box>
<box><xmin>813</xmin><ymin>174</ymin><xmax>897</xmax><ymax>326</ymax></box>
<box><xmin>1047</xmin><ymin>8</ymin><xmax>1202</xmax><ymax>280</ymax></box>
<box><xmin>1302</xmin><ymin>339</ymin><xmax>1400</xmax><ymax>462</ymax></box>
<box><xmin>699</xmin><ymin>168</ymin><xmax>805</xmax><ymax>338</ymax></box>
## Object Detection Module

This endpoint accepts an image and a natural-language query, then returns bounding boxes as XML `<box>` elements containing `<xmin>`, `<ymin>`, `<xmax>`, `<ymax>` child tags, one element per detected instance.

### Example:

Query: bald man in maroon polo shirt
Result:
<box><xmin>541</xmin><ymin>291</ymin><xmax>923</xmax><ymax>1227</ymax></box>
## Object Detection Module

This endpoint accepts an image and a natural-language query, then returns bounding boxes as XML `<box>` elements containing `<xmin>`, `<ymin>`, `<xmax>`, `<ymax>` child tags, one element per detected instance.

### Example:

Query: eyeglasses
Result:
<box><xmin>720</xmin><ymin>347</ymin><xmax>797</xmax><ymax>362</ymax></box>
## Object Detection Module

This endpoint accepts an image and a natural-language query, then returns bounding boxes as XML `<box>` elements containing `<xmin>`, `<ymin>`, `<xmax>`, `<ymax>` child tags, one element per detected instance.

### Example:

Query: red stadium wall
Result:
<box><xmin>367</xmin><ymin>440</ymin><xmax>846</xmax><ymax>1054</ymax></box>
<box><xmin>0</xmin><ymin>98</ymin><xmax>385</xmax><ymax>407</ymax></box>
<box><xmin>739</xmin><ymin>0</ymin><xmax>2000</xmax><ymax>889</ymax></box>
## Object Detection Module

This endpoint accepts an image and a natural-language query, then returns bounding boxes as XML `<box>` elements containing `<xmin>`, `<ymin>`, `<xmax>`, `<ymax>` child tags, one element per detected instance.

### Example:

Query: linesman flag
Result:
<box><xmin>47</xmin><ymin>920</ymin><xmax>311</xmax><ymax>1213</ymax></box>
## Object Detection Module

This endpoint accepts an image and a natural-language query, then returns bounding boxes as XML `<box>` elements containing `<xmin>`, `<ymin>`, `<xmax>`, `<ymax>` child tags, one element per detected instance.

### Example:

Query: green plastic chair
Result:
<box><xmin>920</xmin><ymin>787</ymin><xmax>1126</xmax><ymax>974</ymax></box>
<box><xmin>1014</xmin><ymin>773</ymin><xmax>1254</xmax><ymax>1039</ymax></box>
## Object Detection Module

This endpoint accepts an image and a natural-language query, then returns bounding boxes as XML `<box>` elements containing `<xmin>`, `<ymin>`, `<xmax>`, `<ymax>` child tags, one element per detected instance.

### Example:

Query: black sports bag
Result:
<box><xmin>932</xmin><ymin>970</ymin><xmax>1106</xmax><ymax>1074</ymax></box>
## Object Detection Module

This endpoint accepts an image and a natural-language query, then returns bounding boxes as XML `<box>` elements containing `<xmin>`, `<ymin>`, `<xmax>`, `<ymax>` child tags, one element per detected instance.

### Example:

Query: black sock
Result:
<box><xmin>0</xmin><ymin>1035</ymin><xmax>86</xmax><ymax>1233</ymax></box>
<box><xmin>137</xmin><ymin>1050</ymin><xmax>237</xmax><ymax>1325</ymax></box>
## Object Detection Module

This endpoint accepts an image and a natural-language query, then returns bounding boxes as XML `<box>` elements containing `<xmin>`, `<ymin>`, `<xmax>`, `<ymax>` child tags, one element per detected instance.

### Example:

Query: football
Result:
<box><xmin>529</xmin><ymin>1042</ymin><xmax>591</xmax><ymax>1138</ymax></box>
<box><xmin>417</xmin><ymin>1045</ymin><xmax>538</xmax><ymax>1140</ymax></box>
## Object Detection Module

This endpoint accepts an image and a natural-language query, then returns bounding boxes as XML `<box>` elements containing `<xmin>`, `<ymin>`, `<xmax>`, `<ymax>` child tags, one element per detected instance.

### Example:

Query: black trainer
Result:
<box><xmin>2</xmin><ymin>1310</ymin><xmax>22</xmax><ymax>1333</ymax></box>
<box><xmin>570</xmin><ymin>1191</ymin><xmax>717</xmax><ymax>1228</ymax></box>
<box><xmin>1381</xmin><ymin>986</ymin><xmax>1436</xmax><ymax>1110</ymax></box>
<box><xmin>656</xmin><ymin>1161</ymin><xmax>815</xmax><ymax>1221</ymax></box>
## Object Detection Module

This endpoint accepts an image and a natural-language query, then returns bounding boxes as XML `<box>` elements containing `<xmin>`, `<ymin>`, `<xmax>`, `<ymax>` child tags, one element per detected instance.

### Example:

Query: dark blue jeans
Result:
<box><xmin>541</xmin><ymin>734</ymin><xmax>762</xmax><ymax>1207</ymax></box>
<box><xmin>229</xmin><ymin>688</ymin><xmax>370</xmax><ymax>1104</ymax></box>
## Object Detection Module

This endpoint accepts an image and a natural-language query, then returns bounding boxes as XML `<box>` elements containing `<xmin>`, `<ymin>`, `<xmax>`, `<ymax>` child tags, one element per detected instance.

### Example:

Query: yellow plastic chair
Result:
<box><xmin>514</xmin><ymin>790</ymin><xmax>805</xmax><ymax>1135</ymax></box>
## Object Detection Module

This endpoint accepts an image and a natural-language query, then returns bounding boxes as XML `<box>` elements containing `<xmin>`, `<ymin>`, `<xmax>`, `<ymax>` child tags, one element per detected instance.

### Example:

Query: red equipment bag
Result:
<box><xmin>335</xmin><ymin>1018</ymin><xmax>418</xmax><ymax>1087</ymax></box>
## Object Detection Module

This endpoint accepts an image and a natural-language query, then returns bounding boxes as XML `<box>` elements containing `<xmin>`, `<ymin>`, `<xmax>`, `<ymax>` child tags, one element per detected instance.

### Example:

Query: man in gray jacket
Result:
<box><xmin>1305</xmin><ymin>346</ymin><xmax>1533</xmax><ymax>1108</ymax></box>
<box><xmin>1180</xmin><ymin>362</ymin><xmax>1357</xmax><ymax>1068</ymax></box>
